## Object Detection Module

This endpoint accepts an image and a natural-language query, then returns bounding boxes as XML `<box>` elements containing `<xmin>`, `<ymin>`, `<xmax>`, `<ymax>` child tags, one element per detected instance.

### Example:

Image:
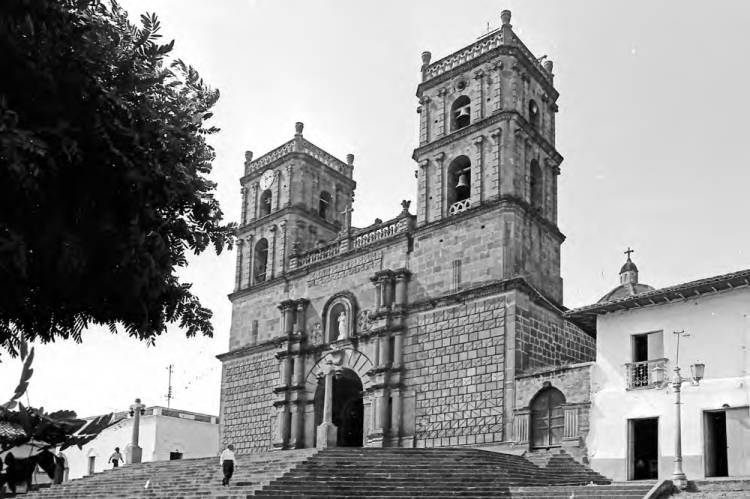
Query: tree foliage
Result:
<box><xmin>0</xmin><ymin>0</ymin><xmax>234</xmax><ymax>355</ymax></box>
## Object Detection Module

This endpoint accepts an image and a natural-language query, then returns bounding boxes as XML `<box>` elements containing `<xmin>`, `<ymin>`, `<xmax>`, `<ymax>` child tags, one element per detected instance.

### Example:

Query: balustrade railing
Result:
<box><xmin>424</xmin><ymin>32</ymin><xmax>504</xmax><ymax>80</ymax></box>
<box><xmin>448</xmin><ymin>199</ymin><xmax>471</xmax><ymax>215</ymax></box>
<box><xmin>625</xmin><ymin>358</ymin><xmax>667</xmax><ymax>389</ymax></box>
<box><xmin>297</xmin><ymin>241</ymin><xmax>340</xmax><ymax>267</ymax></box>
<box><xmin>352</xmin><ymin>221</ymin><xmax>399</xmax><ymax>249</ymax></box>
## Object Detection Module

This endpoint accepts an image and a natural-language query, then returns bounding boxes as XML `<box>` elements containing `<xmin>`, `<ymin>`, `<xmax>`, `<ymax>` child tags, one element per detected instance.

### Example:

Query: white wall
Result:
<box><xmin>587</xmin><ymin>287</ymin><xmax>750</xmax><ymax>481</ymax></box>
<box><xmin>64</xmin><ymin>416</ymin><xmax>157</xmax><ymax>479</ymax></box>
<box><xmin>153</xmin><ymin>415</ymin><xmax>219</xmax><ymax>461</ymax></box>
<box><xmin>63</xmin><ymin>413</ymin><xmax>219</xmax><ymax>480</ymax></box>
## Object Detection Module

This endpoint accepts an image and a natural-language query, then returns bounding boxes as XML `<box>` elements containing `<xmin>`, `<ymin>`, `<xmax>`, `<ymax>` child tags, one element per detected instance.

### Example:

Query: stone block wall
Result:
<box><xmin>402</xmin><ymin>294</ymin><xmax>507</xmax><ymax>447</ymax></box>
<box><xmin>220</xmin><ymin>346</ymin><xmax>279</xmax><ymax>453</ymax></box>
<box><xmin>515</xmin><ymin>299</ymin><xmax>595</xmax><ymax>373</ymax></box>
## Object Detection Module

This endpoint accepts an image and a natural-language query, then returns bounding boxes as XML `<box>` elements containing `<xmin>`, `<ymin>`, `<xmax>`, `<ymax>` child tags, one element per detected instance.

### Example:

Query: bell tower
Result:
<box><xmin>233</xmin><ymin>122</ymin><xmax>356</xmax><ymax>293</ymax></box>
<box><xmin>413</xmin><ymin>9</ymin><xmax>565</xmax><ymax>302</ymax></box>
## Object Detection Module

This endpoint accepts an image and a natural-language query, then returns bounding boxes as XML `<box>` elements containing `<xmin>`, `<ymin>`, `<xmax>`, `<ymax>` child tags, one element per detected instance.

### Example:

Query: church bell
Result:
<box><xmin>456</xmin><ymin>171</ymin><xmax>469</xmax><ymax>191</ymax></box>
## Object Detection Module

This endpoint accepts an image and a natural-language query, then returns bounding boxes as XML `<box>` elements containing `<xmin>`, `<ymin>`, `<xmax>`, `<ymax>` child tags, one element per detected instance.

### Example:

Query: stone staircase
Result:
<box><xmin>674</xmin><ymin>479</ymin><xmax>750</xmax><ymax>498</ymax></box>
<box><xmin>254</xmin><ymin>447</ymin><xmax>648</xmax><ymax>498</ymax></box>
<box><xmin>23</xmin><ymin>448</ymin><xmax>316</xmax><ymax>498</ymax></box>
<box><xmin>17</xmin><ymin>447</ymin><xmax>659</xmax><ymax>498</ymax></box>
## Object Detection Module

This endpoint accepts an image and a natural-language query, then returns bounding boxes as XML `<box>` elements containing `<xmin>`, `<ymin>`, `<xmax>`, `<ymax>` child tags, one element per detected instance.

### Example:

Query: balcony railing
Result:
<box><xmin>448</xmin><ymin>199</ymin><xmax>471</xmax><ymax>215</ymax></box>
<box><xmin>625</xmin><ymin>358</ymin><xmax>667</xmax><ymax>389</ymax></box>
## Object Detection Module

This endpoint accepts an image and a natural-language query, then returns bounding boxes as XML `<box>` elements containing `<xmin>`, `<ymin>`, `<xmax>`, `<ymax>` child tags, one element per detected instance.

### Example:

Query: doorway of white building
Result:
<box><xmin>628</xmin><ymin>417</ymin><xmax>659</xmax><ymax>480</ymax></box>
<box><xmin>704</xmin><ymin>407</ymin><xmax>750</xmax><ymax>477</ymax></box>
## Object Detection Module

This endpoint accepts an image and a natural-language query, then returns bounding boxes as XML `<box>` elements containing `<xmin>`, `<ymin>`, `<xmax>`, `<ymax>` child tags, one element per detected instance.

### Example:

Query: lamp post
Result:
<box><xmin>660</xmin><ymin>331</ymin><xmax>705</xmax><ymax>490</ymax></box>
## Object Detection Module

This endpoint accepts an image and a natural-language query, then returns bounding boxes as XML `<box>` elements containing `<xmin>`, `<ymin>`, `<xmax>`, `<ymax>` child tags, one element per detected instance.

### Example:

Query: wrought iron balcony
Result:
<box><xmin>625</xmin><ymin>358</ymin><xmax>667</xmax><ymax>390</ymax></box>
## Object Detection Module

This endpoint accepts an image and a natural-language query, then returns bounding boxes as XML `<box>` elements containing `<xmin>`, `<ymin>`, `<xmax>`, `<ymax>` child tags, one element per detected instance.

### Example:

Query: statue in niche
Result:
<box><xmin>336</xmin><ymin>311</ymin><xmax>348</xmax><ymax>341</ymax></box>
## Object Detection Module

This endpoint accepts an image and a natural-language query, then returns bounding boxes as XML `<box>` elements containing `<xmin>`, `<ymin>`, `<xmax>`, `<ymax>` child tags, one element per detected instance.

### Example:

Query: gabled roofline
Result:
<box><xmin>565</xmin><ymin>268</ymin><xmax>750</xmax><ymax>333</ymax></box>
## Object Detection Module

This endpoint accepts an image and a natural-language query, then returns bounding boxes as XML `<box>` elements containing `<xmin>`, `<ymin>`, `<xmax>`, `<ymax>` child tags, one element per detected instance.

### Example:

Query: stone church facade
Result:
<box><xmin>218</xmin><ymin>10</ymin><xmax>596</xmax><ymax>455</ymax></box>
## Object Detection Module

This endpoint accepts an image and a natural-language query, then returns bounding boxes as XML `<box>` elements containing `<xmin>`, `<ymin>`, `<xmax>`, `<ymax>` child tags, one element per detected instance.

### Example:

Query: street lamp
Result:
<box><xmin>669</xmin><ymin>331</ymin><xmax>705</xmax><ymax>490</ymax></box>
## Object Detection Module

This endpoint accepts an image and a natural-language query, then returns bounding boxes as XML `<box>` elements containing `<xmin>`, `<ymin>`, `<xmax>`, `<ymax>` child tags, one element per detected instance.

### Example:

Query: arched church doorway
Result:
<box><xmin>530</xmin><ymin>386</ymin><xmax>565</xmax><ymax>449</ymax></box>
<box><xmin>314</xmin><ymin>368</ymin><xmax>364</xmax><ymax>447</ymax></box>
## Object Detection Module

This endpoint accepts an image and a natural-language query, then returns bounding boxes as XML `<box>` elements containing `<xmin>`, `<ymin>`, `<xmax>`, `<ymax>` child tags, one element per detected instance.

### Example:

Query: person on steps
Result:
<box><xmin>108</xmin><ymin>447</ymin><xmax>124</xmax><ymax>468</ymax></box>
<box><xmin>220</xmin><ymin>444</ymin><xmax>235</xmax><ymax>486</ymax></box>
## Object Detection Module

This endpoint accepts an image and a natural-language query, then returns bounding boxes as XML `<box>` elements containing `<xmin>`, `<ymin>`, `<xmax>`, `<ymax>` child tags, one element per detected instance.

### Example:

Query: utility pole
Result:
<box><xmin>166</xmin><ymin>364</ymin><xmax>174</xmax><ymax>408</ymax></box>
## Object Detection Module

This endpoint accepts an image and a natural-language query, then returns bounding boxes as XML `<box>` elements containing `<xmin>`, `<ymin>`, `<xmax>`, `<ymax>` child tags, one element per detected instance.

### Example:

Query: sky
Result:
<box><xmin>2</xmin><ymin>1</ymin><xmax>750</xmax><ymax>420</ymax></box>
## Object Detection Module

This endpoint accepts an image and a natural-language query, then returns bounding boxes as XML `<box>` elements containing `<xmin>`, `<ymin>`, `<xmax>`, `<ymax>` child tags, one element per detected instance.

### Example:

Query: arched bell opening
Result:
<box><xmin>451</xmin><ymin>95</ymin><xmax>471</xmax><ymax>131</ymax></box>
<box><xmin>447</xmin><ymin>155</ymin><xmax>471</xmax><ymax>212</ymax></box>
<box><xmin>314</xmin><ymin>368</ymin><xmax>364</xmax><ymax>447</ymax></box>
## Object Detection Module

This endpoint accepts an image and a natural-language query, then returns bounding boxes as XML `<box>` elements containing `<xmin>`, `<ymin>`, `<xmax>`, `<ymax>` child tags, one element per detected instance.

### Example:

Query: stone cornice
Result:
<box><xmin>407</xmin><ymin>276</ymin><xmax>565</xmax><ymax>317</ymax></box>
<box><xmin>411</xmin><ymin>110</ymin><xmax>563</xmax><ymax>166</ymax></box>
<box><xmin>414</xmin><ymin>195</ymin><xmax>565</xmax><ymax>244</ymax></box>
<box><xmin>237</xmin><ymin>205</ymin><xmax>341</xmax><ymax>235</ymax></box>
<box><xmin>417</xmin><ymin>45</ymin><xmax>558</xmax><ymax>102</ymax></box>
<box><xmin>227</xmin><ymin>232</ymin><xmax>411</xmax><ymax>302</ymax></box>
<box><xmin>240</xmin><ymin>151</ymin><xmax>357</xmax><ymax>188</ymax></box>
<box><xmin>216</xmin><ymin>335</ymin><xmax>286</xmax><ymax>361</ymax></box>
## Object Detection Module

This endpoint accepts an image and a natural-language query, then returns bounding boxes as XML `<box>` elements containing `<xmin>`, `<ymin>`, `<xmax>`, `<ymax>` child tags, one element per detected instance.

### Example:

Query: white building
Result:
<box><xmin>567</xmin><ymin>258</ymin><xmax>750</xmax><ymax>482</ymax></box>
<box><xmin>65</xmin><ymin>406</ymin><xmax>219</xmax><ymax>479</ymax></box>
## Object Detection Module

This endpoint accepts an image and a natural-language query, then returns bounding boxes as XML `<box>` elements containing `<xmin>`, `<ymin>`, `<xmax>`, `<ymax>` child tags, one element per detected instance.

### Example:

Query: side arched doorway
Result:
<box><xmin>314</xmin><ymin>368</ymin><xmax>364</xmax><ymax>447</ymax></box>
<box><xmin>530</xmin><ymin>387</ymin><xmax>565</xmax><ymax>449</ymax></box>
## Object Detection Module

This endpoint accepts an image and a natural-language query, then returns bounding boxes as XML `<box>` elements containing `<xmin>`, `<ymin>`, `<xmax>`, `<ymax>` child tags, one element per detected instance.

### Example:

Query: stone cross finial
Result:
<box><xmin>624</xmin><ymin>247</ymin><xmax>634</xmax><ymax>260</ymax></box>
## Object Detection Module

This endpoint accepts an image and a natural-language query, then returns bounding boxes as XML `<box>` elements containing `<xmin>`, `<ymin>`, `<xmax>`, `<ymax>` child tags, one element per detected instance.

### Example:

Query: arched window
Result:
<box><xmin>260</xmin><ymin>189</ymin><xmax>272</xmax><ymax>217</ymax></box>
<box><xmin>529</xmin><ymin>159</ymin><xmax>543</xmax><ymax>210</ymax></box>
<box><xmin>447</xmin><ymin>155</ymin><xmax>471</xmax><ymax>214</ymax></box>
<box><xmin>451</xmin><ymin>95</ymin><xmax>471</xmax><ymax>131</ymax></box>
<box><xmin>530</xmin><ymin>387</ymin><xmax>565</xmax><ymax>448</ymax></box>
<box><xmin>253</xmin><ymin>238</ymin><xmax>269</xmax><ymax>283</ymax></box>
<box><xmin>319</xmin><ymin>191</ymin><xmax>332</xmax><ymax>220</ymax></box>
<box><xmin>528</xmin><ymin>99</ymin><xmax>539</xmax><ymax>129</ymax></box>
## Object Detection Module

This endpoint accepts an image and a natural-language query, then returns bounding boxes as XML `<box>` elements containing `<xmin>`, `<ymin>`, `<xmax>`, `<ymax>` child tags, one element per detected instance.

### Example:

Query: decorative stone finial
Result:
<box><xmin>295</xmin><ymin>122</ymin><xmax>304</xmax><ymax>136</ymax></box>
<box><xmin>346</xmin><ymin>153</ymin><xmax>354</xmax><ymax>166</ymax></box>
<box><xmin>401</xmin><ymin>199</ymin><xmax>412</xmax><ymax>215</ymax></box>
<box><xmin>421</xmin><ymin>51</ymin><xmax>432</xmax><ymax>66</ymax></box>
<box><xmin>244</xmin><ymin>150</ymin><xmax>253</xmax><ymax>164</ymax></box>
<box><xmin>543</xmin><ymin>60</ymin><xmax>554</xmax><ymax>73</ymax></box>
<box><xmin>501</xmin><ymin>10</ymin><xmax>512</xmax><ymax>26</ymax></box>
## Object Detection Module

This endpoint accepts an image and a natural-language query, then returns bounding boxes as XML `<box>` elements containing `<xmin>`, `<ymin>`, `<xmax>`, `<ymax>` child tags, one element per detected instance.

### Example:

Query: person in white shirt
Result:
<box><xmin>219</xmin><ymin>444</ymin><xmax>235</xmax><ymax>486</ymax></box>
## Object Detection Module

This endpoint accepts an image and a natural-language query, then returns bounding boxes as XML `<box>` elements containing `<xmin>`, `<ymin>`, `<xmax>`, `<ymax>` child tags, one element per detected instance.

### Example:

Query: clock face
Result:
<box><xmin>260</xmin><ymin>170</ymin><xmax>275</xmax><ymax>190</ymax></box>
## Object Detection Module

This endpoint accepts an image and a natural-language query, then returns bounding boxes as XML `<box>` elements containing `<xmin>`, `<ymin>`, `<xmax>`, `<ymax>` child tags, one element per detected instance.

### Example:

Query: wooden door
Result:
<box><xmin>726</xmin><ymin>406</ymin><xmax>750</xmax><ymax>476</ymax></box>
<box><xmin>531</xmin><ymin>388</ymin><xmax>565</xmax><ymax>448</ymax></box>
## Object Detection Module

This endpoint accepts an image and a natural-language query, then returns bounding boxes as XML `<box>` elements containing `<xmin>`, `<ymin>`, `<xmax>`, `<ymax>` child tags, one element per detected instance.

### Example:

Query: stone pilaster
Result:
<box><xmin>437</xmin><ymin>88</ymin><xmax>447</xmax><ymax>137</ymax></box>
<box><xmin>417</xmin><ymin>159</ymin><xmax>429</xmax><ymax>226</ymax></box>
<box><xmin>490</xmin><ymin>128</ymin><xmax>502</xmax><ymax>200</ymax></box>
<box><xmin>233</xmin><ymin>239</ymin><xmax>244</xmax><ymax>292</ymax></box>
<box><xmin>433</xmin><ymin>152</ymin><xmax>445</xmax><ymax>220</ymax></box>
<box><xmin>240</xmin><ymin>187</ymin><xmax>248</xmax><ymax>225</ymax></box>
<box><xmin>279</xmin><ymin>220</ymin><xmax>287</xmax><ymax>275</ymax></box>
<box><xmin>250</xmin><ymin>234</ymin><xmax>255</xmax><ymax>288</ymax></box>
<box><xmin>471</xmin><ymin>136</ymin><xmax>484</xmax><ymax>206</ymax></box>
<box><xmin>285</xmin><ymin>164</ymin><xmax>292</xmax><ymax>207</ymax></box>
<box><xmin>473</xmin><ymin>69</ymin><xmax>485</xmax><ymax>121</ymax></box>
<box><xmin>251</xmin><ymin>183</ymin><xmax>259</xmax><ymax>221</ymax></box>
<box><xmin>269</xmin><ymin>225</ymin><xmax>277</xmax><ymax>280</ymax></box>
<box><xmin>492</xmin><ymin>61</ymin><xmax>504</xmax><ymax>112</ymax></box>
<box><xmin>274</xmin><ymin>170</ymin><xmax>282</xmax><ymax>211</ymax></box>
